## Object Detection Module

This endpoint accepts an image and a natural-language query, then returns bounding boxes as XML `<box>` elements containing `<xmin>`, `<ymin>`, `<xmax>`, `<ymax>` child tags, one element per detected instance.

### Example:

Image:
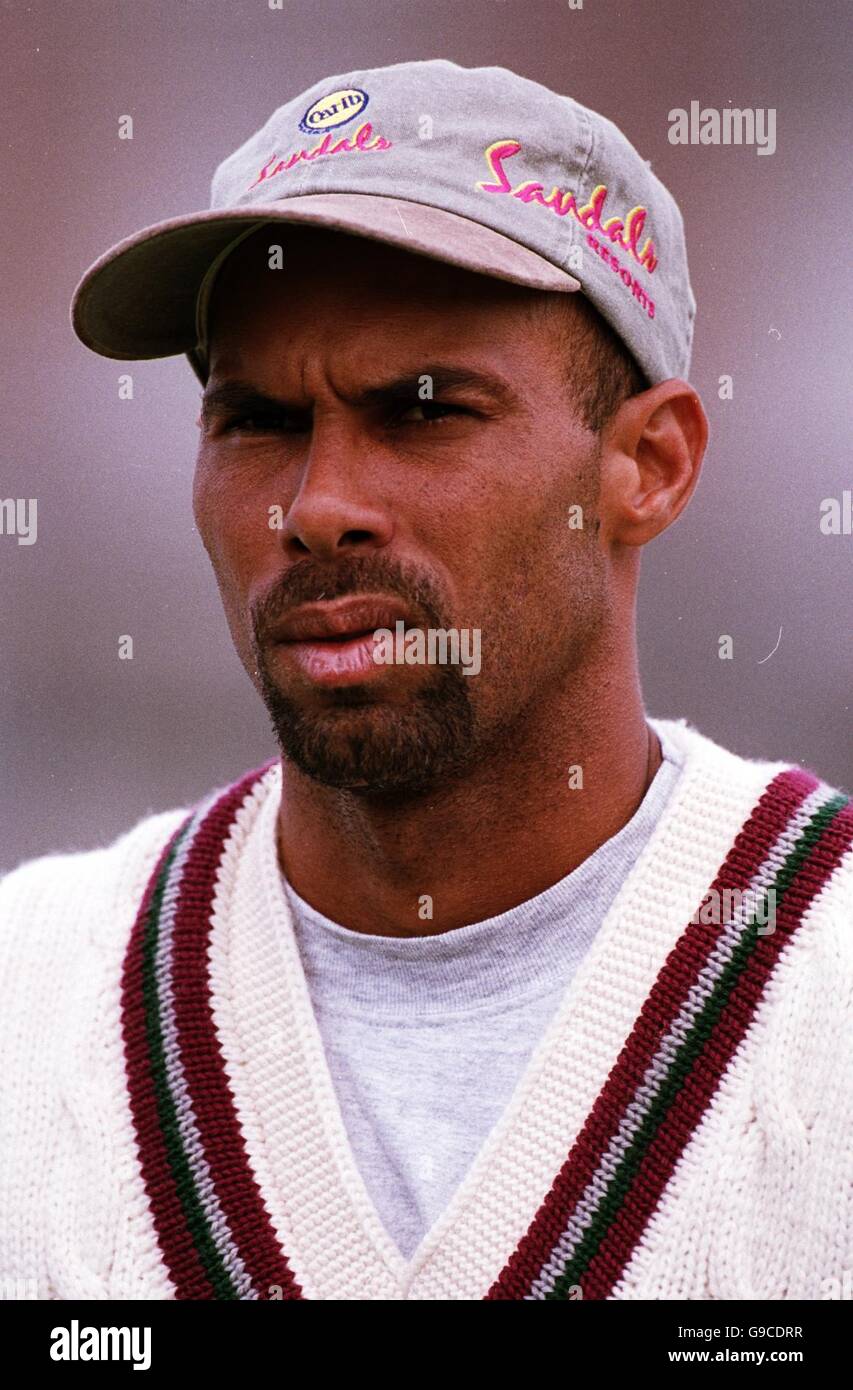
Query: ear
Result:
<box><xmin>598</xmin><ymin>379</ymin><xmax>709</xmax><ymax>546</ymax></box>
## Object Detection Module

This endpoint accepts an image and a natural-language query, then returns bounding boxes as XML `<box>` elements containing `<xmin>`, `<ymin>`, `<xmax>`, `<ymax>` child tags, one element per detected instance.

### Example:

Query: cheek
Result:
<box><xmin>192</xmin><ymin>452</ymin><xmax>227</xmax><ymax>561</ymax></box>
<box><xmin>192</xmin><ymin>455</ymin><xmax>275</xmax><ymax>654</ymax></box>
<box><xmin>194</xmin><ymin>452</ymin><xmax>266</xmax><ymax>573</ymax></box>
<box><xmin>454</xmin><ymin>477</ymin><xmax>603</xmax><ymax>664</ymax></box>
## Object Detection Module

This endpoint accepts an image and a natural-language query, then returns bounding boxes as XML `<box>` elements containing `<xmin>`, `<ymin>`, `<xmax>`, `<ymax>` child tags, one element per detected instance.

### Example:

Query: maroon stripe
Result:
<box><xmin>487</xmin><ymin>767</ymin><xmax>818</xmax><ymax>1299</ymax></box>
<box><xmin>168</xmin><ymin>762</ymin><xmax>304</xmax><ymax>1300</ymax></box>
<box><xmin>581</xmin><ymin>795</ymin><xmax>853</xmax><ymax>1299</ymax></box>
<box><xmin>121</xmin><ymin>821</ymin><xmax>216</xmax><ymax>1299</ymax></box>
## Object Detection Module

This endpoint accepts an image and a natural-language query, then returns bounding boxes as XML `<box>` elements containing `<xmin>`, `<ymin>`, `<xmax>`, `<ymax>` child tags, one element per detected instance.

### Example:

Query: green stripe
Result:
<box><xmin>546</xmin><ymin>792</ymin><xmax>848</xmax><ymax>1297</ymax></box>
<box><xmin>140</xmin><ymin>818</ymin><xmax>241</xmax><ymax>1300</ymax></box>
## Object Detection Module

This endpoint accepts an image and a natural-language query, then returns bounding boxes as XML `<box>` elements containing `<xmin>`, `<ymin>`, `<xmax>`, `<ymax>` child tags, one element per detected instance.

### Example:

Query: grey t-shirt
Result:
<box><xmin>280</xmin><ymin>728</ymin><xmax>684</xmax><ymax>1260</ymax></box>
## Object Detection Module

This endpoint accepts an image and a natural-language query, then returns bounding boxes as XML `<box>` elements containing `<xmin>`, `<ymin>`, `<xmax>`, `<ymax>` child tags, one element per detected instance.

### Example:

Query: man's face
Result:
<box><xmin>193</xmin><ymin>225</ymin><xmax>610</xmax><ymax>794</ymax></box>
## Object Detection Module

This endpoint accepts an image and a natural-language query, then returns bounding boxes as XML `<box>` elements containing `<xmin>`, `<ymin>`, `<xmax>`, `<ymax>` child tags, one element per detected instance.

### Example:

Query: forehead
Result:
<box><xmin>204</xmin><ymin>223</ymin><xmax>557</xmax><ymax>363</ymax></box>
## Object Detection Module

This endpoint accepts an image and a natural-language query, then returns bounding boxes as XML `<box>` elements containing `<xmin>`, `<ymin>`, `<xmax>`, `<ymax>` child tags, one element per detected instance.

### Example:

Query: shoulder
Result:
<box><xmin>628</xmin><ymin>721</ymin><xmax>852</xmax><ymax>1295</ymax></box>
<box><xmin>0</xmin><ymin>803</ymin><xmax>190</xmax><ymax>987</ymax></box>
<box><xmin>0</xmin><ymin>757</ymin><xmax>281</xmax><ymax>992</ymax></box>
<box><xmin>0</xmin><ymin>801</ymin><xmax>194</xmax><ymax>1296</ymax></box>
<box><xmin>652</xmin><ymin>713</ymin><xmax>851</xmax><ymax>808</ymax></box>
<box><xmin>651</xmin><ymin>712</ymin><xmax>853</xmax><ymax>933</ymax></box>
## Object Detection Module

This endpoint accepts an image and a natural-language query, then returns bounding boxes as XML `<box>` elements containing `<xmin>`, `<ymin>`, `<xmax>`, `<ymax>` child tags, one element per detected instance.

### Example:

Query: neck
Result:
<box><xmin>276</xmin><ymin>666</ymin><xmax>660</xmax><ymax>939</ymax></box>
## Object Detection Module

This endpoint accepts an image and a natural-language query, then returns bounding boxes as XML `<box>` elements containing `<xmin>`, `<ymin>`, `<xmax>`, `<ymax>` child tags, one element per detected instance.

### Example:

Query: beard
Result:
<box><xmin>249</xmin><ymin>554</ymin><xmax>478</xmax><ymax>796</ymax></box>
<box><xmin>254</xmin><ymin>656</ymin><xmax>477</xmax><ymax>795</ymax></box>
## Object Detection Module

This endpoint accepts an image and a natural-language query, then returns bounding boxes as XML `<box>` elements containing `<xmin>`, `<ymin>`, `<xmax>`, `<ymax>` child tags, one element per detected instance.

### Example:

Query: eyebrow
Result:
<box><xmin>200</xmin><ymin>365</ymin><xmax>521</xmax><ymax>425</ymax></box>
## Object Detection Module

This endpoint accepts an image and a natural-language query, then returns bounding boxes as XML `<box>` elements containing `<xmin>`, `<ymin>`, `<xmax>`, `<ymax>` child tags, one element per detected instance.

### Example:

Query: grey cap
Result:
<box><xmin>71</xmin><ymin>59</ymin><xmax>695</xmax><ymax>385</ymax></box>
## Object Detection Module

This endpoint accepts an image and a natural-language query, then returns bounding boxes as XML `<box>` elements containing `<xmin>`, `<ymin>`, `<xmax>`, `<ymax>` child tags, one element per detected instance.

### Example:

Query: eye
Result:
<box><xmin>392</xmin><ymin>401</ymin><xmax>470</xmax><ymax>426</ymax></box>
<box><xmin>221</xmin><ymin>409</ymin><xmax>306</xmax><ymax>435</ymax></box>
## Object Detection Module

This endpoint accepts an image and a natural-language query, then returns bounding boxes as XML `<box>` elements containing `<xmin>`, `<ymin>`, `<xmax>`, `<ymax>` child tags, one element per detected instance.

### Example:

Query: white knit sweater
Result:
<box><xmin>0</xmin><ymin>717</ymin><xmax>850</xmax><ymax>1301</ymax></box>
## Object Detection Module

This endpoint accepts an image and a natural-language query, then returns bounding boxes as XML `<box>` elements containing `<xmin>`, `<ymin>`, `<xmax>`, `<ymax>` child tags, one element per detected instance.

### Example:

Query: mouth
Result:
<box><xmin>269</xmin><ymin>595</ymin><xmax>420</xmax><ymax>689</ymax></box>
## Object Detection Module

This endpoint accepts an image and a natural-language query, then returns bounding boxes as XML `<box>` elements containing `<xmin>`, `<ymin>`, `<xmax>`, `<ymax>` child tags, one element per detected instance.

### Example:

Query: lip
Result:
<box><xmin>271</xmin><ymin>595</ymin><xmax>417</xmax><ymax>644</ymax></box>
<box><xmin>269</xmin><ymin>595</ymin><xmax>420</xmax><ymax>689</ymax></box>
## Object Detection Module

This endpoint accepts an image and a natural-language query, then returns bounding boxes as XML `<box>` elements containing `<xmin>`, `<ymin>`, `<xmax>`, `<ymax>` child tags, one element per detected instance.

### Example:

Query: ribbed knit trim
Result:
<box><xmin>121</xmin><ymin>762</ymin><xmax>302</xmax><ymax>1301</ymax></box>
<box><xmin>120</xmin><ymin>746</ymin><xmax>852</xmax><ymax>1300</ymax></box>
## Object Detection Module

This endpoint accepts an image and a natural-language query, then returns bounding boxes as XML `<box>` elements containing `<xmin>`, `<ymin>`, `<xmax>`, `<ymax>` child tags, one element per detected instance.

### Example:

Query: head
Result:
<box><xmin>193</xmin><ymin>224</ymin><xmax>706</xmax><ymax>795</ymax></box>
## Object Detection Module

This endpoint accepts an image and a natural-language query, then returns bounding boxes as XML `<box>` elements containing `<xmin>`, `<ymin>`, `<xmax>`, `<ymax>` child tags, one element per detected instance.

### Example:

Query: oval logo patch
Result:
<box><xmin>298</xmin><ymin>88</ymin><xmax>369</xmax><ymax>135</ymax></box>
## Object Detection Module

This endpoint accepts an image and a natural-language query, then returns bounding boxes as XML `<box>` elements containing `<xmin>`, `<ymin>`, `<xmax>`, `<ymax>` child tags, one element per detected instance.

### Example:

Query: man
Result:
<box><xmin>1</xmin><ymin>60</ymin><xmax>850</xmax><ymax>1302</ymax></box>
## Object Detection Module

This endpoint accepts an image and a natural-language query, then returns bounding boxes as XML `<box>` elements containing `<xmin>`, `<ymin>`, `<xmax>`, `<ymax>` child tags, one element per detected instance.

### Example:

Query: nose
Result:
<box><xmin>279</xmin><ymin>420</ymin><xmax>394</xmax><ymax>561</ymax></box>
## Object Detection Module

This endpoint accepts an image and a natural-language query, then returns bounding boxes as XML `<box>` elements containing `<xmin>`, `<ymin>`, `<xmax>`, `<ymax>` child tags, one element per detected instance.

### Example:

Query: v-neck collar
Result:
<box><xmin>205</xmin><ymin>721</ymin><xmax>774</xmax><ymax>1298</ymax></box>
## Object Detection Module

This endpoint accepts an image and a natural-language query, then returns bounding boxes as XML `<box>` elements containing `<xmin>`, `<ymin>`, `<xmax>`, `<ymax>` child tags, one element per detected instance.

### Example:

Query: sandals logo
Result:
<box><xmin>299</xmin><ymin>87</ymin><xmax>369</xmax><ymax>134</ymax></box>
<box><xmin>248</xmin><ymin>120</ymin><xmax>391</xmax><ymax>191</ymax></box>
<box><xmin>475</xmin><ymin>138</ymin><xmax>659</xmax><ymax>274</ymax></box>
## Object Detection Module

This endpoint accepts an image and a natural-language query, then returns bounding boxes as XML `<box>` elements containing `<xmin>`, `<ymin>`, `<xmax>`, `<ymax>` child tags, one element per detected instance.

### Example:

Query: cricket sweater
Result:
<box><xmin>0</xmin><ymin>716</ymin><xmax>851</xmax><ymax>1300</ymax></box>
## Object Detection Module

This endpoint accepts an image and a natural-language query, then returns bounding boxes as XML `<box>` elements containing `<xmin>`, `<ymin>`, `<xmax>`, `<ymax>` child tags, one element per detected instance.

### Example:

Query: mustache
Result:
<box><xmin>251</xmin><ymin>554</ymin><xmax>449</xmax><ymax>646</ymax></box>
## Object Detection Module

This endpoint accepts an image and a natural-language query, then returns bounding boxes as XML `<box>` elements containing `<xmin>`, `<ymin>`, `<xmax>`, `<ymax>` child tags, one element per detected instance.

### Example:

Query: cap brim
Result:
<box><xmin>70</xmin><ymin>192</ymin><xmax>581</xmax><ymax>363</ymax></box>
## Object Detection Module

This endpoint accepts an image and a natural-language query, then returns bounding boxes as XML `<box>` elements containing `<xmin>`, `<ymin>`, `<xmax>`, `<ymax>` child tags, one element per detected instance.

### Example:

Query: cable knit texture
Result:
<box><xmin>0</xmin><ymin>717</ymin><xmax>851</xmax><ymax>1301</ymax></box>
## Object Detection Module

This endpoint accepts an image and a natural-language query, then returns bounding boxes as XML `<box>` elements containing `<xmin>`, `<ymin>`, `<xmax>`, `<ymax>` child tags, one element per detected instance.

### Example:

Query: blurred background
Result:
<box><xmin>1</xmin><ymin>0</ymin><xmax>850</xmax><ymax>871</ymax></box>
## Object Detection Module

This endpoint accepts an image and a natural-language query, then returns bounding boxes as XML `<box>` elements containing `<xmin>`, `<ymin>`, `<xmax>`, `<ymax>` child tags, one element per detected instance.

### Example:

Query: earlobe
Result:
<box><xmin>602</xmin><ymin>380</ymin><xmax>708</xmax><ymax>547</ymax></box>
